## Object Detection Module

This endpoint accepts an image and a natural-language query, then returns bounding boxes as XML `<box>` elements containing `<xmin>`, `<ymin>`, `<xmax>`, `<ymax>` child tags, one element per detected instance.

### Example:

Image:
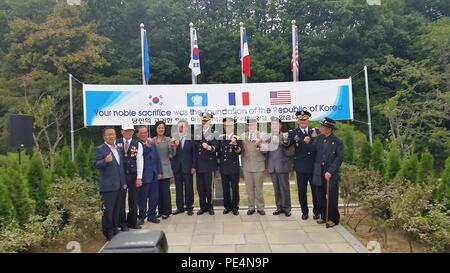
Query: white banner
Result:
<box><xmin>83</xmin><ymin>79</ymin><xmax>353</xmax><ymax>126</ymax></box>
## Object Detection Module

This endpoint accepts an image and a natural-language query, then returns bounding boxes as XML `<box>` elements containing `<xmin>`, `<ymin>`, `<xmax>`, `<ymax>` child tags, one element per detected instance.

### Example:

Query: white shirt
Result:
<box><xmin>105</xmin><ymin>142</ymin><xmax>120</xmax><ymax>165</ymax></box>
<box><xmin>123</xmin><ymin>138</ymin><xmax>144</xmax><ymax>180</ymax></box>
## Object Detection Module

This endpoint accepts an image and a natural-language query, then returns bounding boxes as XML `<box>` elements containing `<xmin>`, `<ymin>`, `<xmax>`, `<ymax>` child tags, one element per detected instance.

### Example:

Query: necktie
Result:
<box><xmin>181</xmin><ymin>136</ymin><xmax>185</xmax><ymax>149</ymax></box>
<box><xmin>250</xmin><ymin>133</ymin><xmax>253</xmax><ymax>142</ymax></box>
<box><xmin>124</xmin><ymin>140</ymin><xmax>129</xmax><ymax>152</ymax></box>
<box><xmin>303</xmin><ymin>129</ymin><xmax>306</xmax><ymax>135</ymax></box>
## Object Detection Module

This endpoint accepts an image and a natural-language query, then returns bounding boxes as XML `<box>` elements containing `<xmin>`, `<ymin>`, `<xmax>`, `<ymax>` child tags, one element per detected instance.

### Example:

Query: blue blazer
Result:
<box><xmin>142</xmin><ymin>142</ymin><xmax>163</xmax><ymax>183</ymax></box>
<box><xmin>93</xmin><ymin>143</ymin><xmax>126</xmax><ymax>193</ymax></box>
<box><xmin>171</xmin><ymin>139</ymin><xmax>196</xmax><ymax>174</ymax></box>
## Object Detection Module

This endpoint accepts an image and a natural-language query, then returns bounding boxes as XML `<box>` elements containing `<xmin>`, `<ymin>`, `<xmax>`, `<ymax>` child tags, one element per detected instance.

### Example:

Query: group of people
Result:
<box><xmin>93</xmin><ymin>111</ymin><xmax>344</xmax><ymax>241</ymax></box>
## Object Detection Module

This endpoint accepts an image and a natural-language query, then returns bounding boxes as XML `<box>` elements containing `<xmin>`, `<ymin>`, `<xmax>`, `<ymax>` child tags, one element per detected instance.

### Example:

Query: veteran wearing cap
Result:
<box><xmin>217</xmin><ymin>117</ymin><xmax>242</xmax><ymax>215</ymax></box>
<box><xmin>115</xmin><ymin>122</ymin><xmax>144</xmax><ymax>230</ymax></box>
<box><xmin>193</xmin><ymin>112</ymin><xmax>219</xmax><ymax>215</ymax></box>
<box><xmin>283</xmin><ymin>110</ymin><xmax>320</xmax><ymax>220</ymax></box>
<box><xmin>312</xmin><ymin>118</ymin><xmax>343</xmax><ymax>228</ymax></box>
<box><xmin>241</xmin><ymin>117</ymin><xmax>266</xmax><ymax>215</ymax></box>
<box><xmin>260</xmin><ymin>116</ymin><xmax>292</xmax><ymax>217</ymax></box>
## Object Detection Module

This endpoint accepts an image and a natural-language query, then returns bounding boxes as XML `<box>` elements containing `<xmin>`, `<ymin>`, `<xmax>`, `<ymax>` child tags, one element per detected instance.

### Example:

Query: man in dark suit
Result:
<box><xmin>261</xmin><ymin>117</ymin><xmax>292</xmax><ymax>216</ymax></box>
<box><xmin>116</xmin><ymin>122</ymin><xmax>143</xmax><ymax>230</ymax></box>
<box><xmin>284</xmin><ymin>111</ymin><xmax>320</xmax><ymax>220</ymax></box>
<box><xmin>93</xmin><ymin>127</ymin><xmax>126</xmax><ymax>240</ymax></box>
<box><xmin>218</xmin><ymin>117</ymin><xmax>242</xmax><ymax>216</ymax></box>
<box><xmin>193</xmin><ymin>112</ymin><xmax>219</xmax><ymax>215</ymax></box>
<box><xmin>171</xmin><ymin>119</ymin><xmax>196</xmax><ymax>216</ymax></box>
<box><xmin>136</xmin><ymin>126</ymin><xmax>163</xmax><ymax>224</ymax></box>
<box><xmin>311</xmin><ymin>118</ymin><xmax>344</xmax><ymax>228</ymax></box>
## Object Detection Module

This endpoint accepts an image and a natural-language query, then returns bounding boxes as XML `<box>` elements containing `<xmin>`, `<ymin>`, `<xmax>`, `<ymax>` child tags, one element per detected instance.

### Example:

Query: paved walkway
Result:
<box><xmin>139</xmin><ymin>207</ymin><xmax>368</xmax><ymax>253</ymax></box>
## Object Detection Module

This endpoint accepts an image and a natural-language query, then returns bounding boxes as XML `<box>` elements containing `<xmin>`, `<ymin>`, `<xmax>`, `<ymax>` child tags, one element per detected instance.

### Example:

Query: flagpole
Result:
<box><xmin>189</xmin><ymin>22</ymin><xmax>197</xmax><ymax>85</ymax></box>
<box><xmin>291</xmin><ymin>20</ymin><xmax>298</xmax><ymax>82</ymax></box>
<box><xmin>140</xmin><ymin>23</ymin><xmax>146</xmax><ymax>85</ymax></box>
<box><xmin>240</xmin><ymin>22</ymin><xmax>247</xmax><ymax>84</ymax></box>
<box><xmin>364</xmin><ymin>65</ymin><xmax>373</xmax><ymax>145</ymax></box>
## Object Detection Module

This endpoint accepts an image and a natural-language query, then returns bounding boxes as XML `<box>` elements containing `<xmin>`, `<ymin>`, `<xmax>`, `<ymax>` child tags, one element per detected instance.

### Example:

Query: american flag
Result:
<box><xmin>291</xmin><ymin>25</ymin><xmax>299</xmax><ymax>80</ymax></box>
<box><xmin>270</xmin><ymin>91</ymin><xmax>291</xmax><ymax>105</ymax></box>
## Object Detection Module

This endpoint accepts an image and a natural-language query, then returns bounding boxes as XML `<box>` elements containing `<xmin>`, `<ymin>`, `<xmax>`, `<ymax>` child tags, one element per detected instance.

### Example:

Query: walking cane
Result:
<box><xmin>326</xmin><ymin>177</ymin><xmax>330</xmax><ymax>223</ymax></box>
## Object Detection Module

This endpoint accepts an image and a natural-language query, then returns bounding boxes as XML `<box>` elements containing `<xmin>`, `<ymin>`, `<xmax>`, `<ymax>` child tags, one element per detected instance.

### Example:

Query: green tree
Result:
<box><xmin>2</xmin><ymin>162</ymin><xmax>34</xmax><ymax>225</ymax></box>
<box><xmin>343</xmin><ymin>130</ymin><xmax>355</xmax><ymax>164</ymax></box>
<box><xmin>61</xmin><ymin>145</ymin><xmax>77</xmax><ymax>179</ymax></box>
<box><xmin>435</xmin><ymin>157</ymin><xmax>450</xmax><ymax>206</ymax></box>
<box><xmin>385</xmin><ymin>144</ymin><xmax>402</xmax><ymax>180</ymax></box>
<box><xmin>416</xmin><ymin>149</ymin><xmax>434</xmax><ymax>184</ymax></box>
<box><xmin>370</xmin><ymin>139</ymin><xmax>385</xmax><ymax>176</ymax></box>
<box><xmin>397</xmin><ymin>154</ymin><xmax>419</xmax><ymax>183</ymax></box>
<box><xmin>75</xmin><ymin>140</ymin><xmax>92</xmax><ymax>180</ymax></box>
<box><xmin>27</xmin><ymin>151</ymin><xmax>49</xmax><ymax>216</ymax></box>
<box><xmin>52</xmin><ymin>150</ymin><xmax>66</xmax><ymax>179</ymax></box>
<box><xmin>359</xmin><ymin>140</ymin><xmax>372</xmax><ymax>169</ymax></box>
<box><xmin>0</xmin><ymin>178</ymin><xmax>16</xmax><ymax>223</ymax></box>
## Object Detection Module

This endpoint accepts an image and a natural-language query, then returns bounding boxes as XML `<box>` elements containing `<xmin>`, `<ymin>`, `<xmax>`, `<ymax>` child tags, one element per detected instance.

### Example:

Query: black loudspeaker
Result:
<box><xmin>8</xmin><ymin>114</ymin><xmax>33</xmax><ymax>149</ymax></box>
<box><xmin>101</xmin><ymin>230</ymin><xmax>168</xmax><ymax>253</ymax></box>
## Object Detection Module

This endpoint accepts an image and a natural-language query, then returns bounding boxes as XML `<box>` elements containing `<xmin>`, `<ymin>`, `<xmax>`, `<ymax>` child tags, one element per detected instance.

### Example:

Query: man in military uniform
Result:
<box><xmin>218</xmin><ymin>117</ymin><xmax>242</xmax><ymax>216</ymax></box>
<box><xmin>311</xmin><ymin>118</ymin><xmax>344</xmax><ymax>228</ymax></box>
<box><xmin>193</xmin><ymin>112</ymin><xmax>219</xmax><ymax>215</ymax></box>
<box><xmin>284</xmin><ymin>111</ymin><xmax>320</xmax><ymax>220</ymax></box>
<box><xmin>241</xmin><ymin>117</ymin><xmax>266</xmax><ymax>216</ymax></box>
<box><xmin>116</xmin><ymin>122</ymin><xmax>144</xmax><ymax>230</ymax></box>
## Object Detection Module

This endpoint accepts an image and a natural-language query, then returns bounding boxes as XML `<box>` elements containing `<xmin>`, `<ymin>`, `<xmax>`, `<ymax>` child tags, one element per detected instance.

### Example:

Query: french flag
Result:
<box><xmin>241</xmin><ymin>29</ymin><xmax>251</xmax><ymax>78</ymax></box>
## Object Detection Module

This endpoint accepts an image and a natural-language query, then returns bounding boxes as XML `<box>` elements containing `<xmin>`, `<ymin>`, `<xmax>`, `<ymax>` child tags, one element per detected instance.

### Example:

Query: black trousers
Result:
<box><xmin>101</xmin><ymin>190</ymin><xmax>121</xmax><ymax>238</ymax></box>
<box><xmin>296</xmin><ymin>172</ymin><xmax>320</xmax><ymax>216</ymax></box>
<box><xmin>316</xmin><ymin>176</ymin><xmax>340</xmax><ymax>224</ymax></box>
<box><xmin>221</xmin><ymin>172</ymin><xmax>240</xmax><ymax>211</ymax></box>
<box><xmin>196</xmin><ymin>172</ymin><xmax>213</xmax><ymax>211</ymax></box>
<box><xmin>158</xmin><ymin>178</ymin><xmax>172</xmax><ymax>216</ymax></box>
<box><xmin>174</xmin><ymin>172</ymin><xmax>194</xmax><ymax>211</ymax></box>
<box><xmin>119</xmin><ymin>174</ymin><xmax>138</xmax><ymax>228</ymax></box>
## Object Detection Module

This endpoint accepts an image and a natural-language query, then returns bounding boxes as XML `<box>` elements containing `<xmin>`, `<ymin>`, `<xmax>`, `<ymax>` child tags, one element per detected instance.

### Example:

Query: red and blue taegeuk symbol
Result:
<box><xmin>192</xmin><ymin>48</ymin><xmax>199</xmax><ymax>60</ymax></box>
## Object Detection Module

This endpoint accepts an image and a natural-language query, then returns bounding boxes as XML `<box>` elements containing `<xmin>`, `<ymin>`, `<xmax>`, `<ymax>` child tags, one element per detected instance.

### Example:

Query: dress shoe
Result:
<box><xmin>232</xmin><ymin>210</ymin><xmax>239</xmax><ymax>216</ymax></box>
<box><xmin>317</xmin><ymin>219</ymin><xmax>326</xmax><ymax>224</ymax></box>
<box><xmin>272</xmin><ymin>210</ymin><xmax>283</xmax><ymax>215</ymax></box>
<box><xmin>157</xmin><ymin>214</ymin><xmax>162</xmax><ymax>218</ymax></box>
<box><xmin>285</xmin><ymin>211</ymin><xmax>292</xmax><ymax>217</ymax></box>
<box><xmin>173</xmin><ymin>209</ymin><xmax>185</xmax><ymax>215</ymax></box>
<box><xmin>161</xmin><ymin>215</ymin><xmax>169</xmax><ymax>220</ymax></box>
<box><xmin>247</xmin><ymin>209</ymin><xmax>255</xmax><ymax>215</ymax></box>
<box><xmin>326</xmin><ymin>221</ymin><xmax>337</xmax><ymax>228</ymax></box>
<box><xmin>196</xmin><ymin>209</ymin><xmax>205</xmax><ymax>215</ymax></box>
<box><xmin>187</xmin><ymin>210</ymin><xmax>194</xmax><ymax>216</ymax></box>
<box><xmin>313</xmin><ymin>214</ymin><xmax>320</xmax><ymax>220</ymax></box>
<box><xmin>120</xmin><ymin>226</ymin><xmax>129</xmax><ymax>232</ymax></box>
<box><xmin>223</xmin><ymin>209</ymin><xmax>231</xmax><ymax>214</ymax></box>
<box><xmin>257</xmin><ymin>210</ymin><xmax>266</xmax><ymax>216</ymax></box>
<box><xmin>147</xmin><ymin>218</ymin><xmax>160</xmax><ymax>223</ymax></box>
<box><xmin>137</xmin><ymin>218</ymin><xmax>145</xmax><ymax>226</ymax></box>
<box><xmin>208</xmin><ymin>210</ymin><xmax>215</xmax><ymax>215</ymax></box>
<box><xmin>129</xmin><ymin>225</ymin><xmax>142</xmax><ymax>229</ymax></box>
<box><xmin>301</xmin><ymin>214</ymin><xmax>308</xmax><ymax>220</ymax></box>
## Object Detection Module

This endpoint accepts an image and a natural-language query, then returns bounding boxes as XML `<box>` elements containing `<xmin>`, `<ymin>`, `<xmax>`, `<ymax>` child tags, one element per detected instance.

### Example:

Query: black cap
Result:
<box><xmin>295</xmin><ymin>110</ymin><xmax>311</xmax><ymax>120</ymax></box>
<box><xmin>320</xmin><ymin>117</ymin><xmax>336</xmax><ymax>129</ymax></box>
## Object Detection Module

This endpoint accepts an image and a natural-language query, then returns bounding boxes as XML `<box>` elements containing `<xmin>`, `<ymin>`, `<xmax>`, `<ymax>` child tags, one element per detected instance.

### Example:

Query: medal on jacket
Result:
<box><xmin>131</xmin><ymin>146</ymin><xmax>138</xmax><ymax>157</ymax></box>
<box><xmin>294</xmin><ymin>134</ymin><xmax>300</xmax><ymax>147</ymax></box>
